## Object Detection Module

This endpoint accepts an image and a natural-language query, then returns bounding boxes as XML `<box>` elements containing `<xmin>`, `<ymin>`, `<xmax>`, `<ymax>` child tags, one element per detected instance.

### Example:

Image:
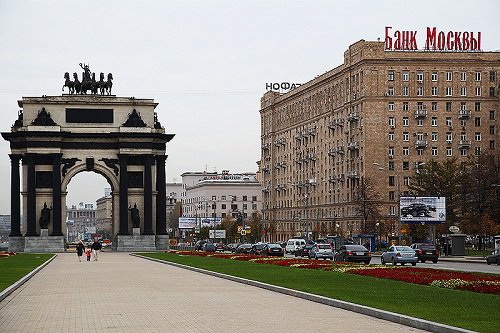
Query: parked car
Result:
<box><xmin>334</xmin><ymin>244</ymin><xmax>371</xmax><ymax>264</ymax></box>
<box><xmin>401</xmin><ymin>203</ymin><xmax>433</xmax><ymax>217</ymax></box>
<box><xmin>250</xmin><ymin>243</ymin><xmax>266</xmax><ymax>255</ymax></box>
<box><xmin>214</xmin><ymin>243</ymin><xmax>225</xmax><ymax>252</ymax></box>
<box><xmin>486</xmin><ymin>251</ymin><xmax>500</xmax><ymax>265</ymax></box>
<box><xmin>194</xmin><ymin>240</ymin><xmax>208</xmax><ymax>251</ymax></box>
<box><xmin>261</xmin><ymin>243</ymin><xmax>284</xmax><ymax>256</ymax></box>
<box><xmin>202</xmin><ymin>242</ymin><xmax>216</xmax><ymax>252</ymax></box>
<box><xmin>309</xmin><ymin>243</ymin><xmax>334</xmax><ymax>260</ymax></box>
<box><xmin>235</xmin><ymin>243</ymin><xmax>252</xmax><ymax>254</ymax></box>
<box><xmin>410</xmin><ymin>243</ymin><xmax>439</xmax><ymax>263</ymax></box>
<box><xmin>294</xmin><ymin>244</ymin><xmax>315</xmax><ymax>257</ymax></box>
<box><xmin>227</xmin><ymin>243</ymin><xmax>240</xmax><ymax>253</ymax></box>
<box><xmin>381</xmin><ymin>245</ymin><xmax>418</xmax><ymax>266</ymax></box>
<box><xmin>285</xmin><ymin>238</ymin><xmax>306</xmax><ymax>254</ymax></box>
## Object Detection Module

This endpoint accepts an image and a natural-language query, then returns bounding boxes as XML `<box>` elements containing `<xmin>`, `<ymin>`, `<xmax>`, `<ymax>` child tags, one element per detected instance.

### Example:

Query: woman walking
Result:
<box><xmin>76</xmin><ymin>240</ymin><xmax>85</xmax><ymax>262</ymax></box>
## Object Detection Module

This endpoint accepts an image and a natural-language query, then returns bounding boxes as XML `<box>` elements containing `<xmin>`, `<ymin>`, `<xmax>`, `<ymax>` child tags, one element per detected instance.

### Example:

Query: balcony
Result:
<box><xmin>414</xmin><ymin>140</ymin><xmax>428</xmax><ymax>148</ymax></box>
<box><xmin>262</xmin><ymin>186</ymin><xmax>269</xmax><ymax>192</ymax></box>
<box><xmin>337</xmin><ymin>174</ymin><xmax>345</xmax><ymax>182</ymax></box>
<box><xmin>347</xmin><ymin>171</ymin><xmax>360</xmax><ymax>179</ymax></box>
<box><xmin>347</xmin><ymin>141</ymin><xmax>360</xmax><ymax>150</ymax></box>
<box><xmin>262</xmin><ymin>165</ymin><xmax>270</xmax><ymax>173</ymax></box>
<box><xmin>347</xmin><ymin>112</ymin><xmax>360</xmax><ymax>122</ymax></box>
<box><xmin>308</xmin><ymin>127</ymin><xmax>317</xmax><ymax>136</ymax></box>
<box><xmin>328</xmin><ymin>176</ymin><xmax>336</xmax><ymax>183</ymax></box>
<box><xmin>458</xmin><ymin>110</ymin><xmax>471</xmax><ymax>119</ymax></box>
<box><xmin>327</xmin><ymin>120</ymin><xmax>336</xmax><ymax>129</ymax></box>
<box><xmin>261</xmin><ymin>143</ymin><xmax>270</xmax><ymax>150</ymax></box>
<box><xmin>459</xmin><ymin>140</ymin><xmax>471</xmax><ymax>148</ymax></box>
<box><xmin>414</xmin><ymin>109</ymin><xmax>428</xmax><ymax>118</ymax></box>
<box><xmin>336</xmin><ymin>119</ymin><xmax>345</xmax><ymax>127</ymax></box>
<box><xmin>328</xmin><ymin>148</ymin><xmax>336</xmax><ymax>156</ymax></box>
<box><xmin>336</xmin><ymin>146</ymin><xmax>345</xmax><ymax>154</ymax></box>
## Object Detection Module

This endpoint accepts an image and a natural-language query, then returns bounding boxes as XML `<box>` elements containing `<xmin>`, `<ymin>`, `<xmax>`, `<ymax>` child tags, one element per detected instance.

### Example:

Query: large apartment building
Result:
<box><xmin>259</xmin><ymin>39</ymin><xmax>499</xmax><ymax>242</ymax></box>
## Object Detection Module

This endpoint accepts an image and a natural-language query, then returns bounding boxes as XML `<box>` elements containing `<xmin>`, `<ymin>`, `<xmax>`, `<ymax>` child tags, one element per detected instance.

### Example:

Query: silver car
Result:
<box><xmin>309</xmin><ymin>243</ymin><xmax>334</xmax><ymax>260</ymax></box>
<box><xmin>381</xmin><ymin>245</ymin><xmax>418</xmax><ymax>266</ymax></box>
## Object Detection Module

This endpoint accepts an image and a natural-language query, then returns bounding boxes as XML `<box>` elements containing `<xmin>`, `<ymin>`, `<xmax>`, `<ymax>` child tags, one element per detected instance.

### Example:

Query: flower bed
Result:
<box><xmin>168</xmin><ymin>250</ymin><xmax>500</xmax><ymax>295</ymax></box>
<box><xmin>0</xmin><ymin>251</ymin><xmax>16</xmax><ymax>258</ymax></box>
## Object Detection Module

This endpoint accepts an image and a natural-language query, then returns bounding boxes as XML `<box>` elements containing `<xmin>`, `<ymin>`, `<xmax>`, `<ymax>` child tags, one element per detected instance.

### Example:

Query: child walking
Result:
<box><xmin>85</xmin><ymin>248</ymin><xmax>92</xmax><ymax>262</ymax></box>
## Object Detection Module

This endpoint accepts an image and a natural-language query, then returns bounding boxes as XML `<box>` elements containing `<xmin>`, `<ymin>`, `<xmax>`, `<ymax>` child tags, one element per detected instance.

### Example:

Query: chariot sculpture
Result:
<box><xmin>62</xmin><ymin>63</ymin><xmax>113</xmax><ymax>95</ymax></box>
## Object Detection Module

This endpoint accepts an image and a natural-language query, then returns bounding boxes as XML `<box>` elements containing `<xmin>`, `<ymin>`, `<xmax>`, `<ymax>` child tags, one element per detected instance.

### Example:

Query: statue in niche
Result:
<box><xmin>39</xmin><ymin>202</ymin><xmax>52</xmax><ymax>229</ymax></box>
<box><xmin>129</xmin><ymin>203</ymin><xmax>140</xmax><ymax>228</ymax></box>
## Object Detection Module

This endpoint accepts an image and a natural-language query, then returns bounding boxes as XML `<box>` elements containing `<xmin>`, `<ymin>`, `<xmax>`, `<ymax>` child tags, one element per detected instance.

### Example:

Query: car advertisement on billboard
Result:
<box><xmin>179</xmin><ymin>217</ymin><xmax>222</xmax><ymax>229</ymax></box>
<box><xmin>399</xmin><ymin>197</ymin><xmax>446</xmax><ymax>224</ymax></box>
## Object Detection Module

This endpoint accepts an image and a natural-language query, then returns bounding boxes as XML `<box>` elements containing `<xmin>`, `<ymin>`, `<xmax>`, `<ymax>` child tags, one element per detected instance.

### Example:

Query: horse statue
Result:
<box><xmin>90</xmin><ymin>73</ymin><xmax>98</xmax><ymax>94</ymax></box>
<box><xmin>62</xmin><ymin>72</ymin><xmax>74</xmax><ymax>94</ymax></box>
<box><xmin>73</xmin><ymin>73</ymin><xmax>81</xmax><ymax>94</ymax></box>
<box><xmin>104</xmin><ymin>73</ymin><xmax>113</xmax><ymax>95</ymax></box>
<box><xmin>98</xmin><ymin>72</ymin><xmax>106</xmax><ymax>95</ymax></box>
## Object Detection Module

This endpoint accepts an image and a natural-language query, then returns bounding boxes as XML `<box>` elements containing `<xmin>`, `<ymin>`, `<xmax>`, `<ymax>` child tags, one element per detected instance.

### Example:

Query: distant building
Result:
<box><xmin>66</xmin><ymin>202</ymin><xmax>97</xmax><ymax>242</ymax></box>
<box><xmin>96</xmin><ymin>189</ymin><xmax>113</xmax><ymax>238</ymax></box>
<box><xmin>0</xmin><ymin>215</ymin><xmax>11</xmax><ymax>241</ymax></box>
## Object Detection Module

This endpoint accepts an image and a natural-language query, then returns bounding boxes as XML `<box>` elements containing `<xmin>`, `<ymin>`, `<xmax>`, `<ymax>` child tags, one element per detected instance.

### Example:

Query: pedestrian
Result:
<box><xmin>85</xmin><ymin>248</ymin><xmax>92</xmax><ymax>261</ymax></box>
<box><xmin>91</xmin><ymin>239</ymin><xmax>102</xmax><ymax>261</ymax></box>
<box><xmin>76</xmin><ymin>240</ymin><xmax>85</xmax><ymax>262</ymax></box>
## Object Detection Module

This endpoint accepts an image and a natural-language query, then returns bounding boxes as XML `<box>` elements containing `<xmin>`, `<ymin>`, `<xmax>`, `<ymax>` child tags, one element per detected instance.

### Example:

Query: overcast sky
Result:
<box><xmin>0</xmin><ymin>0</ymin><xmax>498</xmax><ymax>212</ymax></box>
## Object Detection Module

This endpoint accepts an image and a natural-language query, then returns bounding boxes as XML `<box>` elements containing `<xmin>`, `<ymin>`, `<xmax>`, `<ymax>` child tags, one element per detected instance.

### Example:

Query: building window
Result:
<box><xmin>403</xmin><ymin>102</ymin><xmax>409</xmax><ymax>111</ymax></box>
<box><xmin>389</xmin><ymin>176</ymin><xmax>395</xmax><ymax>186</ymax></box>
<box><xmin>490</xmin><ymin>111</ymin><xmax>496</xmax><ymax>120</ymax></box>
<box><xmin>445</xmin><ymin>117</ymin><xmax>452</xmax><ymax>127</ymax></box>
<box><xmin>389</xmin><ymin>206</ymin><xmax>396</xmax><ymax>216</ymax></box>
<box><xmin>402</xmin><ymin>71</ymin><xmax>409</xmax><ymax>81</ymax></box>
<box><xmin>460</xmin><ymin>119</ymin><xmax>467</xmax><ymax>127</ymax></box>
<box><xmin>432</xmin><ymin>147</ymin><xmax>438</xmax><ymax>156</ymax></box>
<box><xmin>431</xmin><ymin>132</ymin><xmax>438</xmax><ymax>141</ymax></box>
<box><xmin>389</xmin><ymin>191</ymin><xmax>395</xmax><ymax>201</ymax></box>
<box><xmin>402</xmin><ymin>132</ymin><xmax>409</xmax><ymax>141</ymax></box>
<box><xmin>243</xmin><ymin>196</ymin><xmax>248</xmax><ymax>201</ymax></box>
<box><xmin>460</xmin><ymin>148</ymin><xmax>467</xmax><ymax>156</ymax></box>
<box><xmin>490</xmin><ymin>141</ymin><xmax>496</xmax><ymax>150</ymax></box>
<box><xmin>475</xmin><ymin>87</ymin><xmax>481</xmax><ymax>96</ymax></box>
<box><xmin>252</xmin><ymin>204</ymin><xmax>257</xmax><ymax>210</ymax></box>
<box><xmin>417</xmin><ymin>86</ymin><xmax>423</xmax><ymax>96</ymax></box>
<box><xmin>402</xmin><ymin>161</ymin><xmax>409</xmax><ymax>170</ymax></box>
<box><xmin>460</xmin><ymin>72</ymin><xmax>467</xmax><ymax>81</ymax></box>
<box><xmin>417</xmin><ymin>119</ymin><xmax>424</xmax><ymax>126</ymax></box>
<box><xmin>446</xmin><ymin>147</ymin><xmax>453</xmax><ymax>156</ymax></box>
<box><xmin>388</xmin><ymin>132</ymin><xmax>394</xmax><ymax>141</ymax></box>
<box><xmin>221</xmin><ymin>213</ymin><xmax>226</xmax><ymax>218</ymax></box>
<box><xmin>417</xmin><ymin>148</ymin><xmax>424</xmax><ymax>156</ymax></box>
<box><xmin>490</xmin><ymin>71</ymin><xmax>496</xmax><ymax>82</ymax></box>
<box><xmin>475</xmin><ymin>102</ymin><xmax>481</xmax><ymax>112</ymax></box>
<box><xmin>431</xmin><ymin>71</ymin><xmax>438</xmax><ymax>81</ymax></box>
<box><xmin>243</xmin><ymin>204</ymin><xmax>247</xmax><ymax>210</ymax></box>
<box><xmin>431</xmin><ymin>102</ymin><xmax>438</xmax><ymax>111</ymax></box>
<box><xmin>432</xmin><ymin>117</ymin><xmax>438</xmax><ymax>126</ymax></box>
<box><xmin>231</xmin><ymin>204</ymin><xmax>237</xmax><ymax>211</ymax></box>
<box><xmin>446</xmin><ymin>71</ymin><xmax>453</xmax><ymax>81</ymax></box>
<box><xmin>445</xmin><ymin>86</ymin><xmax>452</xmax><ymax>96</ymax></box>
<box><xmin>475</xmin><ymin>117</ymin><xmax>481</xmax><ymax>127</ymax></box>
<box><xmin>445</xmin><ymin>102</ymin><xmax>452</xmax><ymax>112</ymax></box>
<box><xmin>402</xmin><ymin>147</ymin><xmax>409</xmax><ymax>156</ymax></box>
<box><xmin>417</xmin><ymin>72</ymin><xmax>424</xmax><ymax>82</ymax></box>
<box><xmin>491</xmin><ymin>87</ymin><xmax>497</xmax><ymax>97</ymax></box>
<box><xmin>389</xmin><ymin>117</ymin><xmax>395</xmax><ymax>127</ymax></box>
<box><xmin>446</xmin><ymin>132</ymin><xmax>453</xmax><ymax>142</ymax></box>
<box><xmin>221</xmin><ymin>204</ymin><xmax>226</xmax><ymax>209</ymax></box>
<box><xmin>475</xmin><ymin>72</ymin><xmax>481</xmax><ymax>81</ymax></box>
<box><xmin>475</xmin><ymin>147</ymin><xmax>481</xmax><ymax>156</ymax></box>
<box><xmin>387</xmin><ymin>87</ymin><xmax>394</xmax><ymax>96</ymax></box>
<box><xmin>388</xmin><ymin>147</ymin><xmax>394</xmax><ymax>156</ymax></box>
<box><xmin>402</xmin><ymin>86</ymin><xmax>409</xmax><ymax>96</ymax></box>
<box><xmin>431</xmin><ymin>86</ymin><xmax>438</xmax><ymax>96</ymax></box>
<box><xmin>475</xmin><ymin>132</ymin><xmax>481</xmax><ymax>141</ymax></box>
<box><xmin>490</xmin><ymin>126</ymin><xmax>495</xmax><ymax>135</ymax></box>
<box><xmin>403</xmin><ymin>117</ymin><xmax>409</xmax><ymax>127</ymax></box>
<box><xmin>460</xmin><ymin>86</ymin><xmax>467</xmax><ymax>96</ymax></box>
<box><xmin>460</xmin><ymin>102</ymin><xmax>467</xmax><ymax>111</ymax></box>
<box><xmin>388</xmin><ymin>161</ymin><xmax>394</xmax><ymax>171</ymax></box>
<box><xmin>387</xmin><ymin>70</ymin><xmax>394</xmax><ymax>81</ymax></box>
<box><xmin>212</xmin><ymin>195</ymin><xmax>216</xmax><ymax>201</ymax></box>
<box><xmin>388</xmin><ymin>102</ymin><xmax>394</xmax><ymax>111</ymax></box>
<box><xmin>403</xmin><ymin>176</ymin><xmax>410</xmax><ymax>186</ymax></box>
<box><xmin>252</xmin><ymin>195</ymin><xmax>257</xmax><ymax>201</ymax></box>
<box><xmin>221</xmin><ymin>196</ymin><xmax>226</xmax><ymax>201</ymax></box>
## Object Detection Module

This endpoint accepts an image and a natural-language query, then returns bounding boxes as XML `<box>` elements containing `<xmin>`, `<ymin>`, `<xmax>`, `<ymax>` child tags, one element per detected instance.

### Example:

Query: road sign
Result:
<box><xmin>240</xmin><ymin>230</ymin><xmax>246</xmax><ymax>236</ymax></box>
<box><xmin>449</xmin><ymin>226</ymin><xmax>460</xmax><ymax>233</ymax></box>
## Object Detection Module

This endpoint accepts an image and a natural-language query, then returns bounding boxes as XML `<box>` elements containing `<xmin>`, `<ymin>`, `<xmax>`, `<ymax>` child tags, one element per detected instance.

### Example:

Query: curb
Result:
<box><xmin>0</xmin><ymin>254</ymin><xmax>57</xmax><ymax>303</ymax></box>
<box><xmin>132</xmin><ymin>254</ymin><xmax>476</xmax><ymax>333</ymax></box>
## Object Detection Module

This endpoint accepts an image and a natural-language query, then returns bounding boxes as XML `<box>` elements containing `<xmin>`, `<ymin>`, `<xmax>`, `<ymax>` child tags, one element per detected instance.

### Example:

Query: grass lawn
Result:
<box><xmin>0</xmin><ymin>253</ymin><xmax>54</xmax><ymax>292</ymax></box>
<box><xmin>142</xmin><ymin>252</ymin><xmax>500</xmax><ymax>333</ymax></box>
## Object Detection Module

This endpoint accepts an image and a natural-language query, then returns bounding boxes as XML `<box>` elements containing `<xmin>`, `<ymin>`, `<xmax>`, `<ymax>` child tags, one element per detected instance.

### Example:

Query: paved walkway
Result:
<box><xmin>0</xmin><ymin>252</ymin><xmax>427</xmax><ymax>333</ymax></box>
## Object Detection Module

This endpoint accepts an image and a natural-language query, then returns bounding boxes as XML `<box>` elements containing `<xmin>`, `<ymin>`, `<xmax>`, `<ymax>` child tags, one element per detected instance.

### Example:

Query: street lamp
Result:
<box><xmin>375</xmin><ymin>222</ymin><xmax>380</xmax><ymax>251</ymax></box>
<box><xmin>303</xmin><ymin>194</ymin><xmax>309</xmax><ymax>241</ymax></box>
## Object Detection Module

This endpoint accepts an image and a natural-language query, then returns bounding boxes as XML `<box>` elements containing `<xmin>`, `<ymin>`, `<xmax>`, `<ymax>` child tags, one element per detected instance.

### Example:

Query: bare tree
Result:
<box><xmin>353</xmin><ymin>177</ymin><xmax>382</xmax><ymax>234</ymax></box>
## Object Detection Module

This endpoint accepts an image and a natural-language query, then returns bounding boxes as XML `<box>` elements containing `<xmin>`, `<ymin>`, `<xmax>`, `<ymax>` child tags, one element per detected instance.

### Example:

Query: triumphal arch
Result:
<box><xmin>2</xmin><ymin>65</ymin><xmax>175</xmax><ymax>252</ymax></box>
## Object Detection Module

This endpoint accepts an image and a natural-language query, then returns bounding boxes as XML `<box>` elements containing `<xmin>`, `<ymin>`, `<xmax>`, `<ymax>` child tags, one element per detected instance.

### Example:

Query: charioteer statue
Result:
<box><xmin>62</xmin><ymin>63</ymin><xmax>113</xmax><ymax>95</ymax></box>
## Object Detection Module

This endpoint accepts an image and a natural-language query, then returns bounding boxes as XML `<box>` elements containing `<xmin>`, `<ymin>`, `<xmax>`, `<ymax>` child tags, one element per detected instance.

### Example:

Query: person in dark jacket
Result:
<box><xmin>91</xmin><ymin>239</ymin><xmax>102</xmax><ymax>261</ymax></box>
<box><xmin>76</xmin><ymin>240</ymin><xmax>85</xmax><ymax>262</ymax></box>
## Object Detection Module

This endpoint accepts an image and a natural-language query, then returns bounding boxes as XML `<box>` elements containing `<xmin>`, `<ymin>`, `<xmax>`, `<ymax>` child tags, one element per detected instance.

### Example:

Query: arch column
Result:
<box><xmin>143</xmin><ymin>155</ymin><xmax>153</xmax><ymax>235</ymax></box>
<box><xmin>25</xmin><ymin>154</ymin><xmax>38</xmax><ymax>236</ymax></box>
<box><xmin>51</xmin><ymin>153</ymin><xmax>63</xmax><ymax>236</ymax></box>
<box><xmin>118</xmin><ymin>155</ymin><xmax>129</xmax><ymax>235</ymax></box>
<box><xmin>9</xmin><ymin>154</ymin><xmax>21</xmax><ymax>236</ymax></box>
<box><xmin>155</xmin><ymin>155</ymin><xmax>167</xmax><ymax>235</ymax></box>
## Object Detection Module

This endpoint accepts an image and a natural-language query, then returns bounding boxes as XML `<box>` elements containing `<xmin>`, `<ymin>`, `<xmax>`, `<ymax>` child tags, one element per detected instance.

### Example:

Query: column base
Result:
<box><xmin>116</xmin><ymin>234</ymin><xmax>156</xmax><ymax>252</ymax></box>
<box><xmin>155</xmin><ymin>235</ymin><xmax>169</xmax><ymax>251</ymax></box>
<box><xmin>24</xmin><ymin>234</ymin><xmax>65</xmax><ymax>253</ymax></box>
<box><xmin>8</xmin><ymin>236</ymin><xmax>25</xmax><ymax>252</ymax></box>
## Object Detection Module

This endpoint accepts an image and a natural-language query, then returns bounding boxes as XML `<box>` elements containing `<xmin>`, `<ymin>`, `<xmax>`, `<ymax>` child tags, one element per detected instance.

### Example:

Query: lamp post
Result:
<box><xmin>375</xmin><ymin>222</ymin><xmax>380</xmax><ymax>251</ymax></box>
<box><xmin>303</xmin><ymin>194</ymin><xmax>309</xmax><ymax>241</ymax></box>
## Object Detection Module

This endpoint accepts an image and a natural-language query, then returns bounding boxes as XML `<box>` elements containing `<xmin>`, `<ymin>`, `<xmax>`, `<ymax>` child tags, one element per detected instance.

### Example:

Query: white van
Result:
<box><xmin>285</xmin><ymin>238</ymin><xmax>306</xmax><ymax>254</ymax></box>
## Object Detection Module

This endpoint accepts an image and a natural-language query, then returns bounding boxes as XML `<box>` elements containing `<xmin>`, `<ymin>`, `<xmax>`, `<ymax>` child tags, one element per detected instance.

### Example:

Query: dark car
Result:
<box><xmin>227</xmin><ymin>243</ymin><xmax>240</xmax><ymax>253</ymax></box>
<box><xmin>235</xmin><ymin>243</ymin><xmax>252</xmax><ymax>254</ymax></box>
<box><xmin>202</xmin><ymin>242</ymin><xmax>216</xmax><ymax>252</ymax></box>
<box><xmin>401</xmin><ymin>203</ymin><xmax>433</xmax><ymax>217</ymax></box>
<box><xmin>294</xmin><ymin>244</ymin><xmax>315</xmax><ymax>258</ymax></box>
<box><xmin>334</xmin><ymin>244</ymin><xmax>371</xmax><ymax>264</ymax></box>
<box><xmin>194</xmin><ymin>240</ymin><xmax>208</xmax><ymax>251</ymax></box>
<box><xmin>410</xmin><ymin>243</ymin><xmax>439</xmax><ymax>263</ymax></box>
<box><xmin>486</xmin><ymin>251</ymin><xmax>500</xmax><ymax>265</ymax></box>
<box><xmin>250</xmin><ymin>243</ymin><xmax>266</xmax><ymax>255</ymax></box>
<box><xmin>214</xmin><ymin>243</ymin><xmax>225</xmax><ymax>252</ymax></box>
<box><xmin>261</xmin><ymin>243</ymin><xmax>284</xmax><ymax>257</ymax></box>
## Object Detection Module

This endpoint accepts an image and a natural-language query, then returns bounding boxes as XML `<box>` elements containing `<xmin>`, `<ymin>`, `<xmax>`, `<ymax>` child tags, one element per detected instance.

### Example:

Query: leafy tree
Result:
<box><xmin>247</xmin><ymin>213</ymin><xmax>263</xmax><ymax>243</ymax></box>
<box><xmin>199</xmin><ymin>226</ymin><xmax>209</xmax><ymax>240</ymax></box>
<box><xmin>221</xmin><ymin>214</ymin><xmax>238</xmax><ymax>243</ymax></box>
<box><xmin>168</xmin><ymin>202</ymin><xmax>182</xmax><ymax>232</ymax></box>
<box><xmin>353</xmin><ymin>177</ymin><xmax>382</xmax><ymax>234</ymax></box>
<box><xmin>320</xmin><ymin>222</ymin><xmax>328</xmax><ymax>238</ymax></box>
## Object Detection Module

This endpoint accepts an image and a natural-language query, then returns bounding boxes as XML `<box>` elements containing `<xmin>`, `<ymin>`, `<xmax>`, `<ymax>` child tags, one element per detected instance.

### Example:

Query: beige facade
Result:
<box><xmin>259</xmin><ymin>40</ymin><xmax>500</xmax><ymax>242</ymax></box>
<box><xmin>96</xmin><ymin>195</ymin><xmax>113</xmax><ymax>236</ymax></box>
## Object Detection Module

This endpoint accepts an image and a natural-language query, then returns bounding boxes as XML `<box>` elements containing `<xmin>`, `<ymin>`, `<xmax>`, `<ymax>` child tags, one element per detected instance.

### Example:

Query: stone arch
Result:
<box><xmin>61</xmin><ymin>162</ymin><xmax>119</xmax><ymax>193</ymax></box>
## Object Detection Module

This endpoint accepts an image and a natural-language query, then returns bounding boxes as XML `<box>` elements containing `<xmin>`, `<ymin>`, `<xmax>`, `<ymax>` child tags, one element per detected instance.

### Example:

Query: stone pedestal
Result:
<box><xmin>116</xmin><ymin>234</ymin><xmax>156</xmax><ymax>252</ymax></box>
<box><xmin>133</xmin><ymin>227</ymin><xmax>141</xmax><ymax>236</ymax></box>
<box><xmin>24</xmin><ymin>229</ymin><xmax>65</xmax><ymax>253</ymax></box>
<box><xmin>155</xmin><ymin>235</ymin><xmax>169</xmax><ymax>251</ymax></box>
<box><xmin>8</xmin><ymin>236</ymin><xmax>25</xmax><ymax>252</ymax></box>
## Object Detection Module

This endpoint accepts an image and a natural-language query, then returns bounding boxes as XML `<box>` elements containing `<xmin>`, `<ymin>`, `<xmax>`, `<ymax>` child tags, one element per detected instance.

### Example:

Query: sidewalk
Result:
<box><xmin>0</xmin><ymin>252</ymin><xmax>429</xmax><ymax>333</ymax></box>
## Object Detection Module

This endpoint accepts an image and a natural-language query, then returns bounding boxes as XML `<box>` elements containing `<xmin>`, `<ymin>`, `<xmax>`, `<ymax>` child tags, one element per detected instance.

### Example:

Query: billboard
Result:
<box><xmin>400</xmin><ymin>197</ymin><xmax>446</xmax><ymax>224</ymax></box>
<box><xmin>209</xmin><ymin>230</ymin><xmax>226</xmax><ymax>239</ymax></box>
<box><xmin>179</xmin><ymin>217</ymin><xmax>222</xmax><ymax>229</ymax></box>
